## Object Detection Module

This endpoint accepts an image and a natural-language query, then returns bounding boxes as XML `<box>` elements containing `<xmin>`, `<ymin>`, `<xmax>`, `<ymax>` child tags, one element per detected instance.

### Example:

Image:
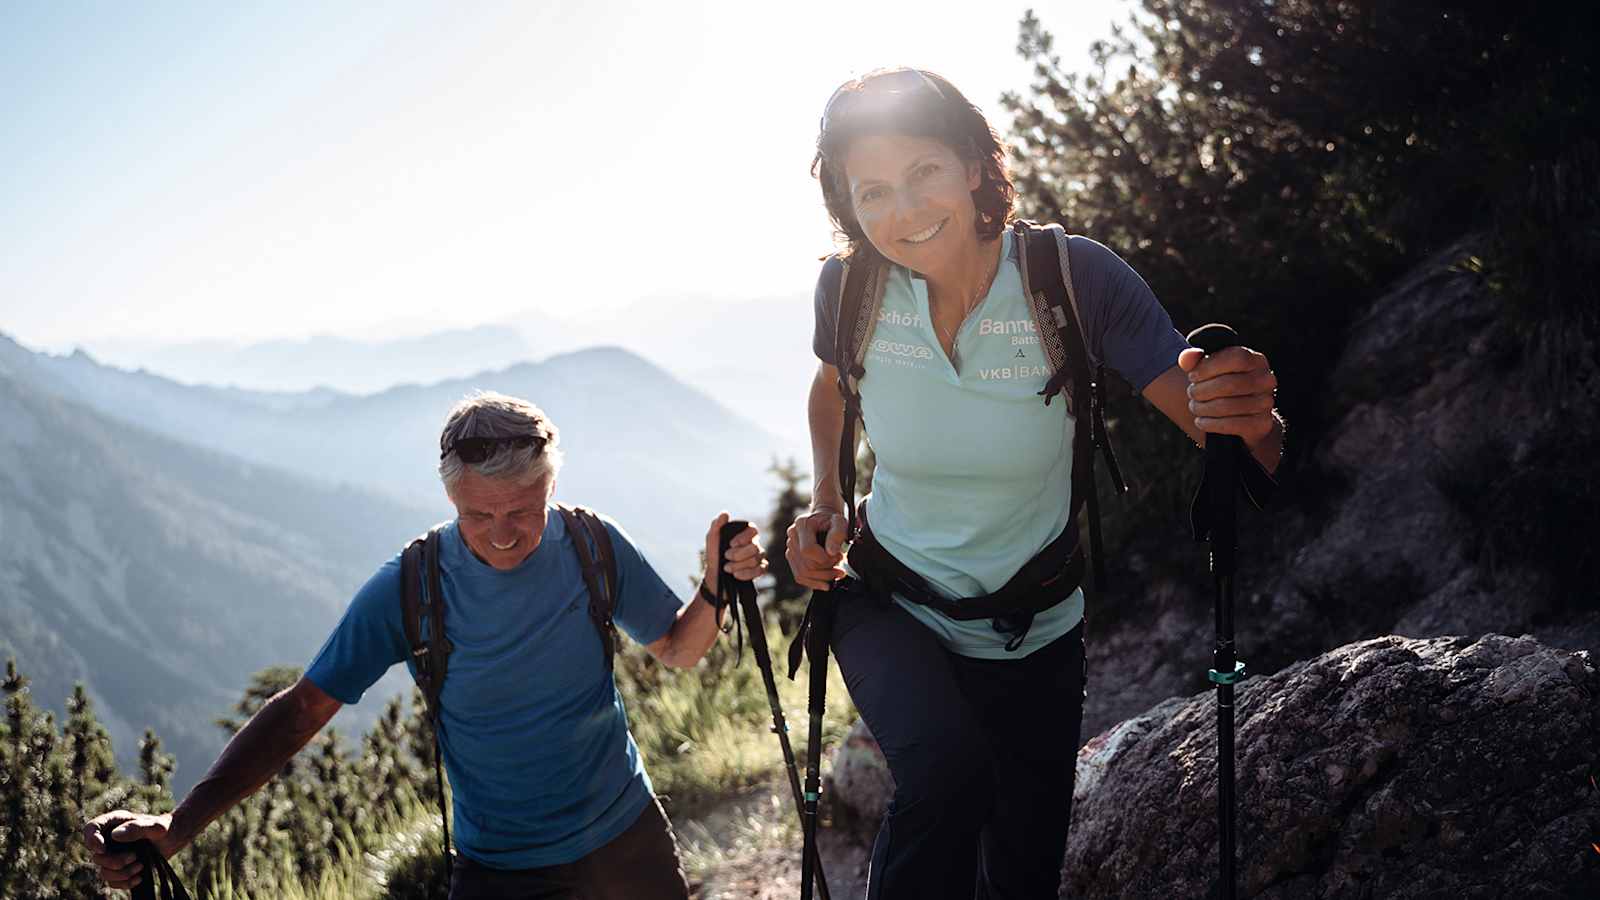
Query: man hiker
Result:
<box><xmin>81</xmin><ymin>391</ymin><xmax>768</xmax><ymax>899</ymax></box>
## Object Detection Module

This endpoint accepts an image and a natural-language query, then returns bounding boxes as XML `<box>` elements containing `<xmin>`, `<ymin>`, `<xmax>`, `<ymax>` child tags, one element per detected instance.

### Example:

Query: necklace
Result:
<box><xmin>933</xmin><ymin>240</ymin><xmax>1002</xmax><ymax>357</ymax></box>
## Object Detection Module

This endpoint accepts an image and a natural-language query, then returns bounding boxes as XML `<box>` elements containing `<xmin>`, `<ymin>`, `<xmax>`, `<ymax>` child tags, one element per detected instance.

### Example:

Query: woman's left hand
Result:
<box><xmin>703</xmin><ymin>512</ymin><xmax>767</xmax><ymax>584</ymax></box>
<box><xmin>1177</xmin><ymin>346</ymin><xmax>1278</xmax><ymax>447</ymax></box>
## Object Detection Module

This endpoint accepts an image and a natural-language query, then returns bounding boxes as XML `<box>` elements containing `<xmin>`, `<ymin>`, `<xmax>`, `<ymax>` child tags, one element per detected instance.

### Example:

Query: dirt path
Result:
<box><xmin>677</xmin><ymin>781</ymin><xmax>872</xmax><ymax>900</ymax></box>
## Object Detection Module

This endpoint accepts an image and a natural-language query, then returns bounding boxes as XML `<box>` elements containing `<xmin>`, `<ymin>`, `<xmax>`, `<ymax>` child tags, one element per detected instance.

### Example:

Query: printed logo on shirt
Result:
<box><xmin>979</xmin><ymin>317</ymin><xmax>1041</xmax><ymax>346</ymax></box>
<box><xmin>977</xmin><ymin>318</ymin><xmax>1037</xmax><ymax>336</ymax></box>
<box><xmin>878</xmin><ymin>309</ymin><xmax>923</xmax><ymax>328</ymax></box>
<box><xmin>870</xmin><ymin>338</ymin><xmax>935</xmax><ymax>361</ymax></box>
<box><xmin>977</xmin><ymin>364</ymin><xmax>1050</xmax><ymax>381</ymax></box>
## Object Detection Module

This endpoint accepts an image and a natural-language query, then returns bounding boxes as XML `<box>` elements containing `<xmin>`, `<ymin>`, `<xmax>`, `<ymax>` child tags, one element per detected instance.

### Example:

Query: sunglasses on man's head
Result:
<box><xmin>820</xmin><ymin>68</ymin><xmax>944</xmax><ymax>134</ymax></box>
<box><xmin>441</xmin><ymin>434</ymin><xmax>545</xmax><ymax>464</ymax></box>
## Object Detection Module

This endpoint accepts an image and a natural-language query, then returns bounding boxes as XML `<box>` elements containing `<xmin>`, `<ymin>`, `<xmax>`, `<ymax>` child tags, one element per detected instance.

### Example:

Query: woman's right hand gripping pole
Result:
<box><xmin>787</xmin><ymin>507</ymin><xmax>849</xmax><ymax>591</ymax></box>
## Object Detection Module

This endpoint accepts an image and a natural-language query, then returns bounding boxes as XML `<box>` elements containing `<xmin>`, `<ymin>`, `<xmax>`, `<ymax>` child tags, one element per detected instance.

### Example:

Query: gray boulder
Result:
<box><xmin>1066</xmin><ymin>633</ymin><xmax>1599</xmax><ymax>899</ymax></box>
<box><xmin>824</xmin><ymin>718</ymin><xmax>894</xmax><ymax>841</ymax></box>
<box><xmin>824</xmin><ymin>634</ymin><xmax>1599</xmax><ymax>897</ymax></box>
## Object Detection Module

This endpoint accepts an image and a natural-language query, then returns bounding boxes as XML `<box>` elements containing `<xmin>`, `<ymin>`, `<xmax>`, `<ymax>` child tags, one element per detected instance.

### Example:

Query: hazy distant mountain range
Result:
<box><xmin>86</xmin><ymin>323</ymin><xmax>563</xmax><ymax>396</ymax></box>
<box><xmin>0</xmin><ymin>333</ymin><xmax>783</xmax><ymax>578</ymax></box>
<box><xmin>0</xmin><ymin>370</ymin><xmax>429</xmax><ymax>791</ymax></box>
<box><xmin>0</xmin><ymin>332</ymin><xmax>790</xmax><ymax>790</ymax></box>
<box><xmin>78</xmin><ymin>295</ymin><xmax>821</xmax><ymax>444</ymax></box>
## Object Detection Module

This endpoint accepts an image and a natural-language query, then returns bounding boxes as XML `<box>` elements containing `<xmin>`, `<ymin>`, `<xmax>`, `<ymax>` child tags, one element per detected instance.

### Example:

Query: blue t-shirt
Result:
<box><xmin>304</xmin><ymin>509</ymin><xmax>684</xmax><ymax>868</ymax></box>
<box><xmin>813</xmin><ymin>230</ymin><xmax>1189</xmax><ymax>658</ymax></box>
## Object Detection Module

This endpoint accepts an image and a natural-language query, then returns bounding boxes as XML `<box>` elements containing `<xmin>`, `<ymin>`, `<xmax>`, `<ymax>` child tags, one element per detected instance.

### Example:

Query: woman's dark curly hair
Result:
<box><xmin>812</xmin><ymin>68</ymin><xmax>1015</xmax><ymax>259</ymax></box>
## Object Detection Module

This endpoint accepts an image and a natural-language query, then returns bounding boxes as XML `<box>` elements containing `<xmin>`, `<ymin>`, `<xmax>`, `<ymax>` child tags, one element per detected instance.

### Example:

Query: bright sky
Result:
<box><xmin>1</xmin><ymin>0</ymin><xmax>1128</xmax><ymax>350</ymax></box>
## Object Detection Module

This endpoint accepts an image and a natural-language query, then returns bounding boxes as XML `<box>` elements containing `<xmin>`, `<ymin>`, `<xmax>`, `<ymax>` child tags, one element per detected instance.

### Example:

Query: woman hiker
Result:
<box><xmin>785</xmin><ymin>68</ymin><xmax>1284</xmax><ymax>899</ymax></box>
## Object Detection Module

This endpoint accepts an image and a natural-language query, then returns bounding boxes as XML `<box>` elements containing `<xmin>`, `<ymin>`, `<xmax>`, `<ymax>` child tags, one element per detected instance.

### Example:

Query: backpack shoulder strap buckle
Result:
<box><xmin>400</xmin><ymin>524</ymin><xmax>450</xmax><ymax>717</ymax></box>
<box><xmin>556</xmin><ymin>503</ymin><xmax>621</xmax><ymax>672</ymax></box>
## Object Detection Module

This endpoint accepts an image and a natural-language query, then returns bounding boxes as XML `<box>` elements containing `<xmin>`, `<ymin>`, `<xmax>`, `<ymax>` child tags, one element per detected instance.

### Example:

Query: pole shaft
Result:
<box><xmin>1215</xmin><ymin>573</ymin><xmax>1237</xmax><ymax>900</ymax></box>
<box><xmin>801</xmin><ymin>593</ymin><xmax>836</xmax><ymax>900</ymax></box>
<box><xmin>738</xmin><ymin>592</ymin><xmax>831</xmax><ymax>900</ymax></box>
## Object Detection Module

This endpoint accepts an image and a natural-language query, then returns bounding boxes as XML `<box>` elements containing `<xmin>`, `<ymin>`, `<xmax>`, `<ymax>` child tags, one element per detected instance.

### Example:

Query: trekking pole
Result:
<box><xmin>715</xmin><ymin>521</ymin><xmax>831</xmax><ymax>900</ymax></box>
<box><xmin>1187</xmin><ymin>323</ymin><xmax>1246</xmax><ymax>900</ymax></box>
<box><xmin>798</xmin><ymin>587</ymin><xmax>837</xmax><ymax>900</ymax></box>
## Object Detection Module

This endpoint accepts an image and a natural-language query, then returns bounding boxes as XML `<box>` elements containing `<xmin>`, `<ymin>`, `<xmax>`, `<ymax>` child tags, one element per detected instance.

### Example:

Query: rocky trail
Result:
<box><xmin>680</xmin><ymin>780</ymin><xmax>872</xmax><ymax>900</ymax></box>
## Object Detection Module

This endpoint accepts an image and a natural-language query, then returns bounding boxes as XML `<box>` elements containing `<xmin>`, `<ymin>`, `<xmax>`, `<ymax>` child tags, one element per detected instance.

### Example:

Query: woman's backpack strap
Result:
<box><xmin>557</xmin><ymin>504</ymin><xmax>620</xmax><ymax>672</ymax></box>
<box><xmin>1013</xmin><ymin>220</ymin><xmax>1130</xmax><ymax>592</ymax></box>
<box><xmin>1014</xmin><ymin>220</ymin><xmax>1094</xmax><ymax>411</ymax></box>
<box><xmin>830</xmin><ymin>250</ymin><xmax>888</xmax><ymax>540</ymax></box>
<box><xmin>1028</xmin><ymin>223</ymin><xmax>1128</xmax><ymax>494</ymax></box>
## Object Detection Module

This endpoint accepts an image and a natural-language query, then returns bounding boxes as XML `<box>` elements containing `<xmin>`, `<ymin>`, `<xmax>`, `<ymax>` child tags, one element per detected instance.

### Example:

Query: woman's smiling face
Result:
<box><xmin>843</xmin><ymin>133</ymin><xmax>982</xmax><ymax>275</ymax></box>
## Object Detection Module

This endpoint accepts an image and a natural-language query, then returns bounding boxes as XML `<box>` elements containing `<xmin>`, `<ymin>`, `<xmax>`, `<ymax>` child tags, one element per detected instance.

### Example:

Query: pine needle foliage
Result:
<box><xmin>1003</xmin><ymin>1</ymin><xmax>1600</xmax><ymax>562</ymax></box>
<box><xmin>0</xmin><ymin>659</ymin><xmax>437</xmax><ymax>900</ymax></box>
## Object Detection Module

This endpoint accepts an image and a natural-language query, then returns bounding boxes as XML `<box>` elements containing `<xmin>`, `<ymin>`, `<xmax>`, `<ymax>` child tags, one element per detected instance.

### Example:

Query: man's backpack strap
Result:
<box><xmin>831</xmin><ymin>250</ymin><xmax>888</xmax><ymax>541</ymax></box>
<box><xmin>400</xmin><ymin>526</ymin><xmax>451</xmax><ymax>721</ymax></box>
<box><xmin>557</xmin><ymin>504</ymin><xmax>620</xmax><ymax>672</ymax></box>
<box><xmin>399</xmin><ymin>523</ymin><xmax>453</xmax><ymax>891</ymax></box>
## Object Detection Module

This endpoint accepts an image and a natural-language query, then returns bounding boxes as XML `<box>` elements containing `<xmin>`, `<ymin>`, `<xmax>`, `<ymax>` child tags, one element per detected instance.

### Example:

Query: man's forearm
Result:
<box><xmin>168</xmin><ymin>687</ymin><xmax>330</xmax><ymax>850</ymax></box>
<box><xmin>661</xmin><ymin>590</ymin><xmax>726</xmax><ymax>668</ymax></box>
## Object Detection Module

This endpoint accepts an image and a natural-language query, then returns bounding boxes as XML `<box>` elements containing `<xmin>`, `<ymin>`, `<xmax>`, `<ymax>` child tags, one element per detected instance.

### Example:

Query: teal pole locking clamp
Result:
<box><xmin>1208</xmin><ymin>660</ymin><xmax>1247</xmax><ymax>685</ymax></box>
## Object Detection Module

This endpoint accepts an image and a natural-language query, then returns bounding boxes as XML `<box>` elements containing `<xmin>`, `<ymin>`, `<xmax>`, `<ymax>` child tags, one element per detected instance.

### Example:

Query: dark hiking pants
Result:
<box><xmin>830</xmin><ymin>585</ymin><xmax>1088</xmax><ymax>900</ymax></box>
<box><xmin>447</xmin><ymin>795</ymin><xmax>690</xmax><ymax>900</ymax></box>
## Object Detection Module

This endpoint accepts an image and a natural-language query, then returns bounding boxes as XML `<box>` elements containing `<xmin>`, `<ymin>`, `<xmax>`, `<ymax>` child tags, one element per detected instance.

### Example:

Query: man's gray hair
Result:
<box><xmin>437</xmin><ymin>391</ymin><xmax>563</xmax><ymax>491</ymax></box>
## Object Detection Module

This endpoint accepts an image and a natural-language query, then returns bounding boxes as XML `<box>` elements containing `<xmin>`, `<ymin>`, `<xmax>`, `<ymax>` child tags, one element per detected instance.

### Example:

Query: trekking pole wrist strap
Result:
<box><xmin>697</xmin><ymin>580</ymin><xmax>721</xmax><ymax>609</ymax></box>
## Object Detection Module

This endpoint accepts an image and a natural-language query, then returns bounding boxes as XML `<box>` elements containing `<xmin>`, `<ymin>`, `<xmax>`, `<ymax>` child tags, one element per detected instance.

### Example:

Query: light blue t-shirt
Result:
<box><xmin>304</xmin><ymin>509</ymin><xmax>683</xmax><ymax>868</ymax></box>
<box><xmin>813</xmin><ymin>229</ymin><xmax>1188</xmax><ymax>658</ymax></box>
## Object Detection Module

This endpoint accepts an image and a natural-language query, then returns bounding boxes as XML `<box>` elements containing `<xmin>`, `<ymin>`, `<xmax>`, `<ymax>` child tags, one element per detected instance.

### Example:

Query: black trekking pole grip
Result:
<box><xmin>1186</xmin><ymin>323</ymin><xmax>1243</xmax><ymax>576</ymax></box>
<box><xmin>718</xmin><ymin>518</ymin><xmax>752</xmax><ymax>549</ymax></box>
<box><xmin>717</xmin><ymin>518</ymin><xmax>752</xmax><ymax>600</ymax></box>
<box><xmin>100</xmin><ymin>821</ymin><xmax>192</xmax><ymax>900</ymax></box>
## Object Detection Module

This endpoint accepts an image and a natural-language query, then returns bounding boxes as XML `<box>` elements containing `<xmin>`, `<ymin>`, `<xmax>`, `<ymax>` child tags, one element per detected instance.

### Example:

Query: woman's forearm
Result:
<box><xmin>808</xmin><ymin>363</ymin><xmax>849</xmax><ymax>512</ymax></box>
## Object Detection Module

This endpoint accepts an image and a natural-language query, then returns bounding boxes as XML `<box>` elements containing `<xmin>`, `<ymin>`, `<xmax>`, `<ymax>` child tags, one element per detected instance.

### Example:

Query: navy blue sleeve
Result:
<box><xmin>600</xmin><ymin>516</ymin><xmax>685</xmax><ymax>647</ymax></box>
<box><xmin>304</xmin><ymin>555</ymin><xmax>408</xmax><ymax>705</ymax></box>
<box><xmin>1067</xmin><ymin>236</ymin><xmax>1191</xmax><ymax>391</ymax></box>
<box><xmin>812</xmin><ymin>256</ymin><xmax>844</xmax><ymax>365</ymax></box>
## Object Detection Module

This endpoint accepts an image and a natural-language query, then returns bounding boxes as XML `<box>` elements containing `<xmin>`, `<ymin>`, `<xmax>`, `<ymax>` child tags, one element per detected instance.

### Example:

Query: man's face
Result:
<box><xmin>446</xmin><ymin>469</ymin><xmax>554</xmax><ymax>571</ymax></box>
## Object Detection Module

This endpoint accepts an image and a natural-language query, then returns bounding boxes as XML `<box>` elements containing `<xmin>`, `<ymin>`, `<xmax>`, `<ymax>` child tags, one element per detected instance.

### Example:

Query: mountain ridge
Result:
<box><xmin>0</xmin><ymin>333</ymin><xmax>781</xmax><ymax>573</ymax></box>
<box><xmin>0</xmin><ymin>371</ymin><xmax>432</xmax><ymax>792</ymax></box>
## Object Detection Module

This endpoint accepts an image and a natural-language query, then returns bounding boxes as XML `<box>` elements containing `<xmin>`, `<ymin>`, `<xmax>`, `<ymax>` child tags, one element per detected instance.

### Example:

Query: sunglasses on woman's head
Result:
<box><xmin>441</xmin><ymin>434</ymin><xmax>545</xmax><ymax>463</ymax></box>
<box><xmin>820</xmin><ymin>68</ymin><xmax>944</xmax><ymax>133</ymax></box>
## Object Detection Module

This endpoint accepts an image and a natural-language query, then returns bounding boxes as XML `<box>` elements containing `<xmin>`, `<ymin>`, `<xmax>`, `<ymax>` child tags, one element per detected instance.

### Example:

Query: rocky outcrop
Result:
<box><xmin>1065</xmin><ymin>634</ymin><xmax>1599</xmax><ymax>898</ymax></box>
<box><xmin>826</xmin><ymin>634</ymin><xmax>1599</xmax><ymax>896</ymax></box>
<box><xmin>1080</xmin><ymin>236</ymin><xmax>1600</xmax><ymax>745</ymax></box>
<box><xmin>824</xmin><ymin>719</ymin><xmax>894</xmax><ymax>841</ymax></box>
